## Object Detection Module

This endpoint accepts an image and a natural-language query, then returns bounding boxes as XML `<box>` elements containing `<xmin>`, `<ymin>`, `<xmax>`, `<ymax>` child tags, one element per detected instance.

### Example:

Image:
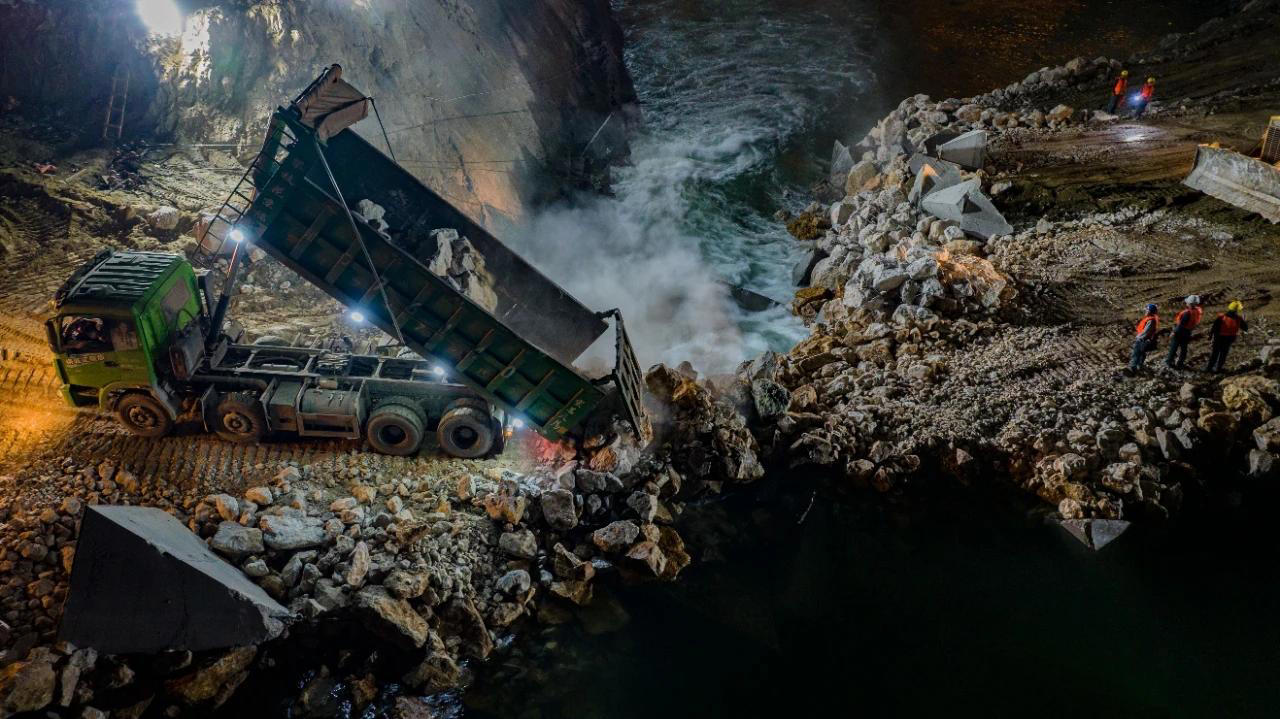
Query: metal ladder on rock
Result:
<box><xmin>102</xmin><ymin>68</ymin><xmax>129</xmax><ymax>142</ymax></box>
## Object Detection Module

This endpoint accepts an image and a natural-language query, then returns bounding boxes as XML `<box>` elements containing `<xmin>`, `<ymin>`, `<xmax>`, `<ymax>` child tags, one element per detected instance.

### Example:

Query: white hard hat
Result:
<box><xmin>1185</xmin><ymin>295</ymin><xmax>1200</xmax><ymax>305</ymax></box>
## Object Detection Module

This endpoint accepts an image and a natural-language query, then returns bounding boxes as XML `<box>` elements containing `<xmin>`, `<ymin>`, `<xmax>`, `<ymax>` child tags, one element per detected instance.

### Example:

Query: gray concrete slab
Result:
<box><xmin>59</xmin><ymin>506</ymin><xmax>291</xmax><ymax>654</ymax></box>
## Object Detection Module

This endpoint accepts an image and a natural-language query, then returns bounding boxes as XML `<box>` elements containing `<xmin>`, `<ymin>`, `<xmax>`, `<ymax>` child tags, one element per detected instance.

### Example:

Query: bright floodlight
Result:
<box><xmin>432</xmin><ymin>366</ymin><xmax>446</xmax><ymax>377</ymax></box>
<box><xmin>136</xmin><ymin>0</ymin><xmax>184</xmax><ymax>36</ymax></box>
<box><xmin>227</xmin><ymin>228</ymin><xmax>245</xmax><ymax>243</ymax></box>
<box><xmin>512</xmin><ymin>418</ymin><xmax>525</xmax><ymax>429</ymax></box>
<box><xmin>349</xmin><ymin>311</ymin><xmax>366</xmax><ymax>323</ymax></box>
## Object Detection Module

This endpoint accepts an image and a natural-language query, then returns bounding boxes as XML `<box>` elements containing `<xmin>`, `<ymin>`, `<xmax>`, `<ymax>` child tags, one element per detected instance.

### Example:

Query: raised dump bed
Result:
<box><xmin>207</xmin><ymin>67</ymin><xmax>649</xmax><ymax>442</ymax></box>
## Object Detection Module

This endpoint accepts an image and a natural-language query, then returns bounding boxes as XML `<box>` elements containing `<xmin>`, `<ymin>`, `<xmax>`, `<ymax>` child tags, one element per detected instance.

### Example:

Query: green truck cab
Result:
<box><xmin>47</xmin><ymin>250</ymin><xmax>202</xmax><ymax>435</ymax></box>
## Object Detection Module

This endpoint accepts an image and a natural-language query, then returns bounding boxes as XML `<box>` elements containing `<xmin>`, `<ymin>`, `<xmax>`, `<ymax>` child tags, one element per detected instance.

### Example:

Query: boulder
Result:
<box><xmin>353</xmin><ymin>587</ymin><xmax>431</xmax><ymax>649</ymax></box>
<box><xmin>499</xmin><ymin>529</ymin><xmax>538</xmax><ymax>560</ymax></box>
<box><xmin>1248</xmin><ymin>449</ymin><xmax>1276</xmax><ymax>479</ymax></box>
<box><xmin>347</xmin><ymin>541</ymin><xmax>371</xmax><ymax>587</ymax></box>
<box><xmin>540</xmin><ymin>489</ymin><xmax>579</xmax><ymax>531</ymax></box>
<box><xmin>626</xmin><ymin>541</ymin><xmax>667</xmax><ymax>576</ymax></box>
<box><xmin>402</xmin><ymin>652</ymin><xmax>462</xmax><ymax>692</ymax></box>
<box><xmin>751</xmin><ymin>379</ymin><xmax>791</xmax><ymax>419</ymax></box>
<box><xmin>592</xmin><ymin>520</ymin><xmax>640</xmax><ymax>553</ymax></box>
<box><xmin>165</xmin><ymin>646</ymin><xmax>256</xmax><ymax>705</ymax></box>
<box><xmin>244</xmin><ymin>486</ymin><xmax>273</xmax><ymax>506</ymax></box>
<box><xmin>1253</xmin><ymin>417</ymin><xmax>1280</xmax><ymax>452</ymax></box>
<box><xmin>209</xmin><ymin>522</ymin><xmax>264</xmax><ymax>558</ymax></box>
<box><xmin>872</xmin><ymin>264</ymin><xmax>909</xmax><ymax>292</ymax></box>
<box><xmin>1046</xmin><ymin>104</ymin><xmax>1075</xmax><ymax>124</ymax></box>
<box><xmin>148</xmin><ymin>206</ymin><xmax>180</xmax><ymax>231</ymax></box>
<box><xmin>626</xmin><ymin>492</ymin><xmax>659</xmax><ymax>523</ymax></box>
<box><xmin>496</xmin><ymin>569</ymin><xmax>532</xmax><ymax>596</ymax></box>
<box><xmin>1</xmin><ymin>648</ymin><xmax>57</xmax><ymax>713</ymax></box>
<box><xmin>259</xmin><ymin>515</ymin><xmax>326</xmax><ymax>550</ymax></box>
<box><xmin>845</xmin><ymin>159</ymin><xmax>878</xmax><ymax>194</ymax></box>
<box><xmin>384</xmin><ymin>570</ymin><xmax>430</xmax><ymax>600</ymax></box>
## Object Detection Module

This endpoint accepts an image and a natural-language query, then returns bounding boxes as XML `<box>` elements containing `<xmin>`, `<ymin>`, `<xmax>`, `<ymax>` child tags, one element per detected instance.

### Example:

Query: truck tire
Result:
<box><xmin>366</xmin><ymin>402</ymin><xmax>425</xmax><ymax>456</ymax></box>
<box><xmin>213</xmin><ymin>392</ymin><xmax>267</xmax><ymax>443</ymax></box>
<box><xmin>437</xmin><ymin>406</ymin><xmax>494</xmax><ymax>459</ymax></box>
<box><xmin>116</xmin><ymin>393</ymin><xmax>174</xmax><ymax>438</ymax></box>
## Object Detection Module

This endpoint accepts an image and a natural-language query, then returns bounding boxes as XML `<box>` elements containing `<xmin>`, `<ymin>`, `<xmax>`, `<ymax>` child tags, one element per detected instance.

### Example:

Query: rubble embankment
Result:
<box><xmin>754</xmin><ymin>0</ymin><xmax>1280</xmax><ymax>526</ymax></box>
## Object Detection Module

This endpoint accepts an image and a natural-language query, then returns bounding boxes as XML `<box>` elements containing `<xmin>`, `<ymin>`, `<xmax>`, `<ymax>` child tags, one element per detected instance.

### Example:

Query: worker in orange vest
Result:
<box><xmin>1132</xmin><ymin>77</ymin><xmax>1156</xmax><ymax>118</ymax></box>
<box><xmin>1206</xmin><ymin>300</ymin><xmax>1248</xmax><ymax>373</ymax></box>
<box><xmin>1130</xmin><ymin>303</ymin><xmax>1159</xmax><ymax>371</ymax></box>
<box><xmin>1107</xmin><ymin>70</ymin><xmax>1129</xmax><ymax>114</ymax></box>
<box><xmin>1165</xmin><ymin>295</ymin><xmax>1202</xmax><ymax>369</ymax></box>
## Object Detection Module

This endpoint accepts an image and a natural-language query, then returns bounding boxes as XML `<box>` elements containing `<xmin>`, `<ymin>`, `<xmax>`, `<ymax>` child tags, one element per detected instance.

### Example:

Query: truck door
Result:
<box><xmin>57</xmin><ymin>315</ymin><xmax>150</xmax><ymax>390</ymax></box>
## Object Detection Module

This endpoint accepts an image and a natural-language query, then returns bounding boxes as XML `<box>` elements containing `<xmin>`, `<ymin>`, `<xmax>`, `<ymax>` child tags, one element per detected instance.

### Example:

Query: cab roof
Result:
<box><xmin>55</xmin><ymin>250</ymin><xmax>186</xmax><ymax>312</ymax></box>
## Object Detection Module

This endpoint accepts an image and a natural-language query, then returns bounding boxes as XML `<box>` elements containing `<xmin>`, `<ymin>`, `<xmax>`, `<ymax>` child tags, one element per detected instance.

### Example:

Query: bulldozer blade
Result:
<box><xmin>1183</xmin><ymin>145</ymin><xmax>1280</xmax><ymax>223</ymax></box>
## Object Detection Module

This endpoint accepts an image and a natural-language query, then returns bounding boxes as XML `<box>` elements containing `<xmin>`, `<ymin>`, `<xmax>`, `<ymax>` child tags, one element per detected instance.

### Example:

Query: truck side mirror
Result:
<box><xmin>44</xmin><ymin>318</ymin><xmax>60</xmax><ymax>353</ymax></box>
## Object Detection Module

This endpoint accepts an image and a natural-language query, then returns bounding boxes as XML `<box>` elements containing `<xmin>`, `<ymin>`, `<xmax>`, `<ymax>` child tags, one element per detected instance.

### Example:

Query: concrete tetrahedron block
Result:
<box><xmin>937</xmin><ymin>130</ymin><xmax>988</xmax><ymax>170</ymax></box>
<box><xmin>919</xmin><ymin>179</ymin><xmax>980</xmax><ymax>221</ymax></box>
<box><xmin>957</xmin><ymin>187</ymin><xmax>1014</xmax><ymax>240</ymax></box>
<box><xmin>1058</xmin><ymin>518</ymin><xmax>1131</xmax><ymax>551</ymax></box>
<box><xmin>59</xmin><ymin>506</ymin><xmax>291</xmax><ymax>654</ymax></box>
<box><xmin>909</xmin><ymin>157</ymin><xmax>966</xmax><ymax>205</ymax></box>
<box><xmin>919</xmin><ymin>179</ymin><xmax>1013</xmax><ymax>240</ymax></box>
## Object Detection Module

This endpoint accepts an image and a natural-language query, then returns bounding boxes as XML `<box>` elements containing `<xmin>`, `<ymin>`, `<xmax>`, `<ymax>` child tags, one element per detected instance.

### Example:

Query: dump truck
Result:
<box><xmin>46</xmin><ymin>65</ymin><xmax>650</xmax><ymax>458</ymax></box>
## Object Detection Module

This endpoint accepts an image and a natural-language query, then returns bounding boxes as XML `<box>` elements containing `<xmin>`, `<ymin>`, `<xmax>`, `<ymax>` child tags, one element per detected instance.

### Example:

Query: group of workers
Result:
<box><xmin>1129</xmin><ymin>297</ymin><xmax>1249</xmax><ymax>373</ymax></box>
<box><xmin>1106</xmin><ymin>70</ymin><xmax>1157</xmax><ymax>118</ymax></box>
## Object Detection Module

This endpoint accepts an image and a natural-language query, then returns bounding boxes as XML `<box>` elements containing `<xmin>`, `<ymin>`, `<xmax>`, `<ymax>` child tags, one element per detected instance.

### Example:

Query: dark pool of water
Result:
<box><xmin>463</xmin><ymin>481</ymin><xmax>1280</xmax><ymax>717</ymax></box>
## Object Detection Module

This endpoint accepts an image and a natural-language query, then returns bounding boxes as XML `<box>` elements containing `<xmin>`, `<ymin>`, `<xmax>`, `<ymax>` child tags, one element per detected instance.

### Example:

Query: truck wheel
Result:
<box><xmin>116</xmin><ymin>393</ymin><xmax>174</xmax><ymax>438</ymax></box>
<box><xmin>213</xmin><ymin>392</ymin><xmax>267</xmax><ymax>443</ymax></box>
<box><xmin>366</xmin><ymin>403</ymin><xmax>425</xmax><ymax>456</ymax></box>
<box><xmin>437</xmin><ymin>406</ymin><xmax>494</xmax><ymax>459</ymax></box>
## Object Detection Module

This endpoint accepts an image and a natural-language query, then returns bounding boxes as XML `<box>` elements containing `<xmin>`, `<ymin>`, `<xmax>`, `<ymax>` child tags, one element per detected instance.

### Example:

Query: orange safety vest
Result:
<box><xmin>1135</xmin><ymin>314</ymin><xmax>1158</xmax><ymax>337</ymax></box>
<box><xmin>1175</xmin><ymin>306</ymin><xmax>1202</xmax><ymax>330</ymax></box>
<box><xmin>1218</xmin><ymin>314</ymin><xmax>1240</xmax><ymax>337</ymax></box>
<box><xmin>1113</xmin><ymin>77</ymin><xmax>1128</xmax><ymax>96</ymax></box>
<box><xmin>1141</xmin><ymin>83</ymin><xmax>1155</xmax><ymax>101</ymax></box>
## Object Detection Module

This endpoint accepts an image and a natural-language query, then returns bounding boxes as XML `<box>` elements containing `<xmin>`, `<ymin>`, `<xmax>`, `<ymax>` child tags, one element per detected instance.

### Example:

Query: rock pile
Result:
<box><xmin>0</xmin><ymin>387</ymin><xmax>725</xmax><ymax>714</ymax></box>
<box><xmin>418</xmin><ymin>228</ymin><xmax>499</xmax><ymax>313</ymax></box>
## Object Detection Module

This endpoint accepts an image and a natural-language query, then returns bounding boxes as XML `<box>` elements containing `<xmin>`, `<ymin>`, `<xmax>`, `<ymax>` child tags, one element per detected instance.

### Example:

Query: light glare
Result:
<box><xmin>136</xmin><ymin>0</ymin><xmax>184</xmax><ymax>37</ymax></box>
<box><xmin>349</xmin><ymin>311</ymin><xmax>365</xmax><ymax>323</ymax></box>
<box><xmin>227</xmin><ymin>228</ymin><xmax>245</xmax><ymax>243</ymax></box>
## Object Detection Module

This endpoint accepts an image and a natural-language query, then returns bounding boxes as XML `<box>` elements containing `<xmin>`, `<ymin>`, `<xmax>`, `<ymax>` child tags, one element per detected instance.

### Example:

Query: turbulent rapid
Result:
<box><xmin>511</xmin><ymin>0</ymin><xmax>879</xmax><ymax>372</ymax></box>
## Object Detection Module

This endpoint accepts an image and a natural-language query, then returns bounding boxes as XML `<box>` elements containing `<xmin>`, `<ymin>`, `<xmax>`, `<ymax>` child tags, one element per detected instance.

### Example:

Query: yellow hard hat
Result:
<box><xmin>1147</xmin><ymin>77</ymin><xmax>1156</xmax><ymax>83</ymax></box>
<box><xmin>1229</xmin><ymin>300</ymin><xmax>1243</xmax><ymax>312</ymax></box>
<box><xmin>1121</xmin><ymin>70</ymin><xmax>1129</xmax><ymax>77</ymax></box>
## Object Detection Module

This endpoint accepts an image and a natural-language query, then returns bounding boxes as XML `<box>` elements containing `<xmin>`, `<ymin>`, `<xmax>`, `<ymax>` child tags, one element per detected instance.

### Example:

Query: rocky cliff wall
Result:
<box><xmin>0</xmin><ymin>0</ymin><xmax>639</xmax><ymax>228</ymax></box>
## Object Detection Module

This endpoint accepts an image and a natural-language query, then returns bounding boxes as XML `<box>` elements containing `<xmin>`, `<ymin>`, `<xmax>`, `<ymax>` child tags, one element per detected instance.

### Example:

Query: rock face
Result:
<box><xmin>0</xmin><ymin>0</ymin><xmax>639</xmax><ymax>227</ymax></box>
